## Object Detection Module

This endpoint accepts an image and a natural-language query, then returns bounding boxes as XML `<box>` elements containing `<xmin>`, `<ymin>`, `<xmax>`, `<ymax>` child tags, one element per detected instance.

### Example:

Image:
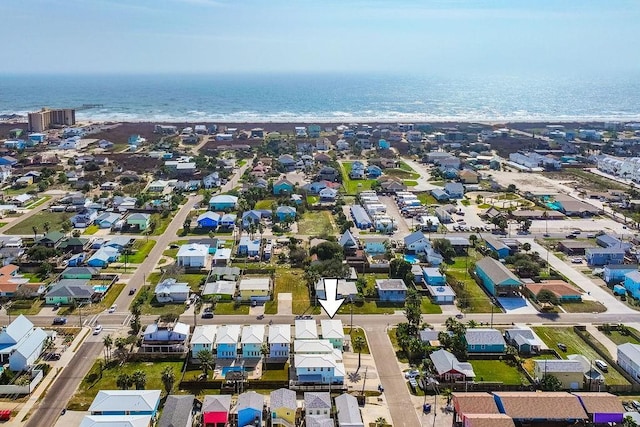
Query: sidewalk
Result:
<box><xmin>10</xmin><ymin>327</ymin><xmax>91</xmax><ymax>426</ymax></box>
<box><xmin>585</xmin><ymin>324</ymin><xmax>619</xmax><ymax>359</ymax></box>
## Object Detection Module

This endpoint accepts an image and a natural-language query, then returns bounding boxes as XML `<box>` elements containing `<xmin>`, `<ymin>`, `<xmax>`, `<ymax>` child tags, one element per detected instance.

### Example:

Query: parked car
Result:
<box><xmin>201</xmin><ymin>312</ymin><xmax>214</xmax><ymax>319</ymax></box>
<box><xmin>128</xmin><ymin>288</ymin><xmax>136</xmax><ymax>295</ymax></box>
<box><xmin>565</xmin><ymin>234</ymin><xmax>577</xmax><ymax>239</ymax></box>
<box><xmin>93</xmin><ymin>325</ymin><xmax>103</xmax><ymax>335</ymax></box>
<box><xmin>52</xmin><ymin>317</ymin><xmax>67</xmax><ymax>325</ymax></box>
<box><xmin>108</xmin><ymin>304</ymin><xmax>117</xmax><ymax>313</ymax></box>
<box><xmin>571</xmin><ymin>258</ymin><xmax>583</xmax><ymax>264</ymax></box>
<box><xmin>557</xmin><ymin>342</ymin><xmax>567</xmax><ymax>351</ymax></box>
<box><xmin>595</xmin><ymin>359</ymin><xmax>608</xmax><ymax>372</ymax></box>
<box><xmin>404</xmin><ymin>370</ymin><xmax>420</xmax><ymax>379</ymax></box>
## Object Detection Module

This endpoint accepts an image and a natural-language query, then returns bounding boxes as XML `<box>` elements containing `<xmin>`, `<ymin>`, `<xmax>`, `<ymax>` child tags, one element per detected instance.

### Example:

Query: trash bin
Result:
<box><xmin>423</xmin><ymin>404</ymin><xmax>431</xmax><ymax>414</ymax></box>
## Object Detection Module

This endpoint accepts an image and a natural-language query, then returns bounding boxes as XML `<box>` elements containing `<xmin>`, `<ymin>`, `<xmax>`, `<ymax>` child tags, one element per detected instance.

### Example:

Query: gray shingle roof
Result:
<box><xmin>304</xmin><ymin>392</ymin><xmax>331</xmax><ymax>409</ymax></box>
<box><xmin>335</xmin><ymin>394</ymin><xmax>363</xmax><ymax>427</ymax></box>
<box><xmin>465</xmin><ymin>329</ymin><xmax>506</xmax><ymax>346</ymax></box>
<box><xmin>203</xmin><ymin>395</ymin><xmax>232</xmax><ymax>413</ymax></box>
<box><xmin>534</xmin><ymin>359</ymin><xmax>583</xmax><ymax>373</ymax></box>
<box><xmin>237</xmin><ymin>391</ymin><xmax>264</xmax><ymax>410</ymax></box>
<box><xmin>475</xmin><ymin>257</ymin><xmax>523</xmax><ymax>286</ymax></box>
<box><xmin>158</xmin><ymin>395</ymin><xmax>195</xmax><ymax>427</ymax></box>
<box><xmin>270</xmin><ymin>388</ymin><xmax>296</xmax><ymax>410</ymax></box>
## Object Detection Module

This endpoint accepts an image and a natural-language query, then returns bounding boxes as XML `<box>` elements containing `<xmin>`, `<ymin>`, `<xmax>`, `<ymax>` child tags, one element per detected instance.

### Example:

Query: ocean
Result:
<box><xmin>1</xmin><ymin>72</ymin><xmax>639</xmax><ymax>123</ymax></box>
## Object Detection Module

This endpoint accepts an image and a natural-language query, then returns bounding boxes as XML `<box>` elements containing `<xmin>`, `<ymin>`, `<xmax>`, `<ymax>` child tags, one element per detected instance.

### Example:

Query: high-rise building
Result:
<box><xmin>28</xmin><ymin>108</ymin><xmax>76</xmax><ymax>132</ymax></box>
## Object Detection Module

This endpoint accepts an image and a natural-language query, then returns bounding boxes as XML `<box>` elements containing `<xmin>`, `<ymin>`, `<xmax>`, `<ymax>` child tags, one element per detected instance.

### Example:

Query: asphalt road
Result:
<box><xmin>25</xmin><ymin>342</ymin><xmax>103</xmax><ymax>427</ymax></box>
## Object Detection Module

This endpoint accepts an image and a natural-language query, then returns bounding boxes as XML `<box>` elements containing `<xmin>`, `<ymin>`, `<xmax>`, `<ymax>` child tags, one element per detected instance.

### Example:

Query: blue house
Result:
<box><xmin>237</xmin><ymin>392</ymin><xmax>264</xmax><ymax>427</ymax></box>
<box><xmin>276</xmin><ymin>206</ymin><xmax>296</xmax><ymax>222</ymax></box>
<box><xmin>624</xmin><ymin>271</ymin><xmax>640</xmax><ymax>300</ymax></box>
<box><xmin>484</xmin><ymin>236</ymin><xmax>510</xmax><ymax>259</ymax></box>
<box><xmin>475</xmin><ymin>256</ymin><xmax>523</xmax><ymax>297</ymax></box>
<box><xmin>105</xmin><ymin>237</ymin><xmax>132</xmax><ymax>252</ymax></box>
<box><xmin>241</xmin><ymin>325</ymin><xmax>266</xmax><ymax>359</ymax></box>
<box><xmin>349</xmin><ymin>161</ymin><xmax>365</xmax><ymax>179</ymax></box>
<box><xmin>465</xmin><ymin>329</ymin><xmax>506</xmax><ymax>353</ymax></box>
<box><xmin>350</xmin><ymin>206</ymin><xmax>372</xmax><ymax>229</ymax></box>
<box><xmin>4</xmin><ymin>140</ymin><xmax>25</xmax><ymax>150</ymax></box>
<box><xmin>242</xmin><ymin>210</ymin><xmax>268</xmax><ymax>229</ymax></box>
<box><xmin>215</xmin><ymin>325</ymin><xmax>241</xmax><ymax>359</ymax></box>
<box><xmin>597</xmin><ymin>234</ymin><xmax>632</xmax><ymax>252</ymax></box>
<box><xmin>87</xmin><ymin>247</ymin><xmax>120</xmax><ymax>267</ymax></box>
<box><xmin>366</xmin><ymin>165</ymin><xmax>383</xmax><ymax>178</ymax></box>
<box><xmin>94</xmin><ymin>212</ymin><xmax>122</xmax><ymax>229</ymax></box>
<box><xmin>268</xmin><ymin>324</ymin><xmax>291</xmax><ymax>359</ymax></box>
<box><xmin>197</xmin><ymin>211</ymin><xmax>220</xmax><ymax>228</ymax></box>
<box><xmin>238</xmin><ymin>236</ymin><xmax>261</xmax><ymax>257</ymax></box>
<box><xmin>88</xmin><ymin>390</ymin><xmax>161</xmax><ymax>416</ymax></box>
<box><xmin>273</xmin><ymin>178</ymin><xmax>294</xmax><ymax>195</ymax></box>
<box><xmin>219</xmin><ymin>213</ymin><xmax>237</xmax><ymax>228</ymax></box>
<box><xmin>375</xmin><ymin>278</ymin><xmax>407</xmax><ymax>302</ymax></box>
<box><xmin>423</xmin><ymin>267</ymin><xmax>445</xmax><ymax>285</ymax></box>
<box><xmin>431</xmin><ymin>188</ymin><xmax>450</xmax><ymax>202</ymax></box>
<box><xmin>604</xmin><ymin>264</ymin><xmax>638</xmax><ymax>284</ymax></box>
<box><xmin>585</xmin><ymin>248</ymin><xmax>625</xmax><ymax>266</ymax></box>
<box><xmin>378</xmin><ymin>139</ymin><xmax>390</xmax><ymax>149</ymax></box>
<box><xmin>209</xmin><ymin>194</ymin><xmax>238</xmax><ymax>211</ymax></box>
<box><xmin>444</xmin><ymin>182</ymin><xmax>465</xmax><ymax>199</ymax></box>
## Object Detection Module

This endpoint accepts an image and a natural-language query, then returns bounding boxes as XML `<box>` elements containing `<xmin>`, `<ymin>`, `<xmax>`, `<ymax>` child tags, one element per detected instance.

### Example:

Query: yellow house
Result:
<box><xmin>270</xmin><ymin>388</ymin><xmax>297</xmax><ymax>427</ymax></box>
<box><xmin>238</xmin><ymin>277</ymin><xmax>271</xmax><ymax>302</ymax></box>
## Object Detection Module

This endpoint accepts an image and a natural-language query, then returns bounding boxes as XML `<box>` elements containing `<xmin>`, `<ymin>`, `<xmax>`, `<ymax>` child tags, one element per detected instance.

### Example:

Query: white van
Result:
<box><xmin>595</xmin><ymin>359</ymin><xmax>608</xmax><ymax>372</ymax></box>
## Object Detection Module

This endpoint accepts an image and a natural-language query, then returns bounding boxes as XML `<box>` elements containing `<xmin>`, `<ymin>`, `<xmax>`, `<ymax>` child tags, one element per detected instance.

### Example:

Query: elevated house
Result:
<box><xmin>141</xmin><ymin>321</ymin><xmax>190</xmax><ymax>353</ymax></box>
<box><xmin>474</xmin><ymin>257</ymin><xmax>523</xmax><ymax>297</ymax></box>
<box><xmin>177</xmin><ymin>243</ymin><xmax>210</xmax><ymax>268</ymax></box>
<box><xmin>241</xmin><ymin>324</ymin><xmax>266</xmax><ymax>359</ymax></box>
<box><xmin>88</xmin><ymin>390</ymin><xmax>161</xmax><ymax>417</ymax></box>
<box><xmin>203</xmin><ymin>395</ymin><xmax>232</xmax><ymax>427</ymax></box>
<box><xmin>237</xmin><ymin>391</ymin><xmax>264</xmax><ymax>427</ymax></box>
<box><xmin>270</xmin><ymin>388</ymin><xmax>297</xmax><ymax>427</ymax></box>
<box><xmin>190</xmin><ymin>325</ymin><xmax>217</xmax><ymax>357</ymax></box>
<box><xmin>375</xmin><ymin>278</ymin><xmax>407</xmax><ymax>302</ymax></box>
<box><xmin>215</xmin><ymin>325</ymin><xmax>241</xmax><ymax>359</ymax></box>
<box><xmin>465</xmin><ymin>329</ymin><xmax>506</xmax><ymax>353</ymax></box>
<box><xmin>158</xmin><ymin>395</ymin><xmax>195</xmax><ymax>427</ymax></box>
<box><xmin>504</xmin><ymin>327</ymin><xmax>543</xmax><ymax>354</ymax></box>
<box><xmin>320</xmin><ymin>319</ymin><xmax>345</xmax><ymax>349</ymax></box>
<box><xmin>268</xmin><ymin>324</ymin><xmax>291</xmax><ymax>360</ymax></box>
<box><xmin>335</xmin><ymin>393</ymin><xmax>364</xmax><ymax>427</ymax></box>
<box><xmin>154</xmin><ymin>278</ymin><xmax>190</xmax><ymax>303</ymax></box>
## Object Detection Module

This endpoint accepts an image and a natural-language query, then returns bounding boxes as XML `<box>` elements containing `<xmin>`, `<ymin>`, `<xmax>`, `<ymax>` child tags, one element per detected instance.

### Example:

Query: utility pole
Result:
<box><xmin>350</xmin><ymin>296</ymin><xmax>354</xmax><ymax>333</ymax></box>
<box><xmin>361</xmin><ymin>366</ymin><xmax>368</xmax><ymax>397</ymax></box>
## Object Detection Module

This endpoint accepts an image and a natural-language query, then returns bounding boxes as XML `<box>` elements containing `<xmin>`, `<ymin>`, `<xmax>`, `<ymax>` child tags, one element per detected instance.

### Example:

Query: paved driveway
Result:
<box><xmin>497</xmin><ymin>296</ymin><xmax>538</xmax><ymax>314</ymax></box>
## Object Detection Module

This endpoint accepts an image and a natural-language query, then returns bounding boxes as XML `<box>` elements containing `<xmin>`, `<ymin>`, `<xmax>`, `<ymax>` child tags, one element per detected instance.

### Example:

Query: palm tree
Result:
<box><xmin>114</xmin><ymin>337</ymin><xmax>128</xmax><ymax>363</ymax></box>
<box><xmin>468</xmin><ymin>234</ymin><xmax>478</xmax><ymax>248</ymax></box>
<box><xmin>43</xmin><ymin>221</ymin><xmax>50</xmax><ymax>233</ymax></box>
<box><xmin>467</xmin><ymin>319</ymin><xmax>478</xmax><ymax>328</ymax></box>
<box><xmin>196</xmin><ymin>349</ymin><xmax>214</xmax><ymax>379</ymax></box>
<box><xmin>522</xmin><ymin>242</ymin><xmax>531</xmax><ymax>253</ymax></box>
<box><xmin>103</xmin><ymin>335</ymin><xmax>113</xmax><ymax>361</ymax></box>
<box><xmin>161</xmin><ymin>366</ymin><xmax>175</xmax><ymax>395</ymax></box>
<box><xmin>441</xmin><ymin>388</ymin><xmax>453</xmax><ymax>405</ymax></box>
<box><xmin>260</xmin><ymin>343</ymin><xmax>270</xmax><ymax>372</ymax></box>
<box><xmin>375</xmin><ymin>417</ymin><xmax>387</xmax><ymax>427</ymax></box>
<box><xmin>32</xmin><ymin>225</ymin><xmax>38</xmax><ymax>240</ymax></box>
<box><xmin>131</xmin><ymin>370</ymin><xmax>147</xmax><ymax>390</ymax></box>
<box><xmin>116</xmin><ymin>373</ymin><xmax>132</xmax><ymax>390</ymax></box>
<box><xmin>61</xmin><ymin>219</ymin><xmax>72</xmax><ymax>236</ymax></box>
<box><xmin>352</xmin><ymin>335</ymin><xmax>366</xmax><ymax>371</ymax></box>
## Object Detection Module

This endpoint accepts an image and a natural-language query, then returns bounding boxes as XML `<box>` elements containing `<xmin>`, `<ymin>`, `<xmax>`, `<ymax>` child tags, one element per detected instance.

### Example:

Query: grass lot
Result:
<box><xmin>416</xmin><ymin>193</ymin><xmax>438</xmax><ymax>205</ymax></box>
<box><xmin>561</xmin><ymin>300</ymin><xmax>607</xmax><ymax>313</ymax></box>
<box><xmin>265</xmin><ymin>268</ymin><xmax>314</xmax><ymax>315</ymax></box>
<box><xmin>347</xmin><ymin>328</ymin><xmax>370</xmax><ymax>354</ymax></box>
<box><xmin>237</xmin><ymin>159</ymin><xmax>247</xmax><ymax>167</ymax></box>
<box><xmin>1</xmin><ymin>184</ymin><xmax>38</xmax><ymax>196</ymax></box>
<box><xmin>602</xmin><ymin>329</ymin><xmax>640</xmax><ymax>345</ymax></box>
<box><xmin>429</xmin><ymin>180</ymin><xmax>445</xmax><ymax>186</ymax></box>
<box><xmin>403</xmin><ymin>180</ymin><xmax>418</xmax><ymax>187</ymax></box>
<box><xmin>387</xmin><ymin>328</ymin><xmax>408</xmax><ymax>363</ymax></box>
<box><xmin>68</xmin><ymin>360</ymin><xmax>184</xmax><ymax>411</ymax></box>
<box><xmin>298</xmin><ymin>211</ymin><xmax>335</xmax><ymax>236</ymax></box>
<box><xmin>0</xmin><ymin>222</ymin><xmax>7</xmax><ymax>228</ymax></box>
<box><xmin>7</xmin><ymin>299</ymin><xmax>43</xmax><ymax>315</ymax></box>
<box><xmin>132</xmin><ymin>285</ymin><xmax>186</xmax><ymax>316</ymax></box>
<box><xmin>386</xmin><ymin>168</ymin><xmax>420</xmax><ymax>180</ymax></box>
<box><xmin>254</xmin><ymin>199</ymin><xmax>275</xmax><ymax>210</ymax></box>
<box><xmin>533</xmin><ymin>326</ymin><xmax>630</xmax><ymax>385</ymax></box>
<box><xmin>163</xmin><ymin>240</ymin><xmax>188</xmax><ymax>258</ymax></box>
<box><xmin>398</xmin><ymin>161</ymin><xmax>416</xmax><ymax>172</ymax></box>
<box><xmin>5</xmin><ymin>211</ymin><xmax>71</xmax><ymax>235</ymax></box>
<box><xmin>340</xmin><ymin>162</ymin><xmax>377</xmax><ymax>194</ymax></box>
<box><xmin>82</xmin><ymin>224</ymin><xmax>99</xmax><ymax>235</ymax></box>
<box><xmin>150</xmin><ymin>212</ymin><xmax>173</xmax><ymax>236</ymax></box>
<box><xmin>307</xmin><ymin>195</ymin><xmax>319</xmax><ymax>205</ymax></box>
<box><xmin>470</xmin><ymin>360</ymin><xmax>530</xmax><ymax>385</ymax></box>
<box><xmin>125</xmin><ymin>239</ymin><xmax>157</xmax><ymax>263</ymax></box>
<box><xmin>25</xmin><ymin>196</ymin><xmax>51</xmax><ymax>209</ymax></box>
<box><xmin>446</xmin><ymin>253</ymin><xmax>493</xmax><ymax>313</ymax></box>
<box><xmin>21</xmin><ymin>272</ymin><xmax>44</xmax><ymax>283</ymax></box>
<box><xmin>214</xmin><ymin>302</ymin><xmax>249</xmax><ymax>315</ymax></box>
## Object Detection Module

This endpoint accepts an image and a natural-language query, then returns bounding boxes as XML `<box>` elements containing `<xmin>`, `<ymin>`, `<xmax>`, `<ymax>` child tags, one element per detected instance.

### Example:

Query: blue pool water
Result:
<box><xmin>93</xmin><ymin>285</ymin><xmax>109</xmax><ymax>293</ymax></box>
<box><xmin>221</xmin><ymin>366</ymin><xmax>244</xmax><ymax>376</ymax></box>
<box><xmin>545</xmin><ymin>201</ymin><xmax>562</xmax><ymax>211</ymax></box>
<box><xmin>404</xmin><ymin>255</ymin><xmax>420</xmax><ymax>264</ymax></box>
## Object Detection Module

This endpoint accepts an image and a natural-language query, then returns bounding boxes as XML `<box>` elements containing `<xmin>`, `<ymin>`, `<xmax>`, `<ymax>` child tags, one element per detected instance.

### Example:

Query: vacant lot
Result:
<box><xmin>298</xmin><ymin>211</ymin><xmax>335</xmax><ymax>236</ymax></box>
<box><xmin>470</xmin><ymin>360</ymin><xmax>530</xmax><ymax>385</ymax></box>
<box><xmin>5</xmin><ymin>211</ymin><xmax>71</xmax><ymax>235</ymax></box>
<box><xmin>265</xmin><ymin>268</ymin><xmax>316</xmax><ymax>315</ymax></box>
<box><xmin>447</xmin><ymin>254</ymin><xmax>493</xmax><ymax>313</ymax></box>
<box><xmin>533</xmin><ymin>326</ymin><xmax>629</xmax><ymax>385</ymax></box>
<box><xmin>126</xmin><ymin>239</ymin><xmax>157</xmax><ymax>263</ymax></box>
<box><xmin>68</xmin><ymin>360</ymin><xmax>184</xmax><ymax>410</ymax></box>
<box><xmin>340</xmin><ymin>162</ymin><xmax>376</xmax><ymax>194</ymax></box>
<box><xmin>602</xmin><ymin>329</ymin><xmax>640</xmax><ymax>345</ymax></box>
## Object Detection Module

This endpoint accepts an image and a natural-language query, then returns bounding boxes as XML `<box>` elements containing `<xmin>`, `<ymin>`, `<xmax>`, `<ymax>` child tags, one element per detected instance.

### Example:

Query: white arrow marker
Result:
<box><xmin>318</xmin><ymin>278</ymin><xmax>345</xmax><ymax>319</ymax></box>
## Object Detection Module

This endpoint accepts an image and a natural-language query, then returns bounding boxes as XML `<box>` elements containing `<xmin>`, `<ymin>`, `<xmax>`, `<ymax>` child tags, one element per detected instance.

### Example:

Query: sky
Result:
<box><xmin>1</xmin><ymin>0</ymin><xmax>639</xmax><ymax>76</ymax></box>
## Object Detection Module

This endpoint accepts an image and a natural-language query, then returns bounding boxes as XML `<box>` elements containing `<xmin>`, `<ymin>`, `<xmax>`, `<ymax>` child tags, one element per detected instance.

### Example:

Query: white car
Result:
<box><xmin>571</xmin><ymin>258</ymin><xmax>583</xmax><ymax>264</ymax></box>
<box><xmin>93</xmin><ymin>325</ymin><xmax>103</xmax><ymax>335</ymax></box>
<box><xmin>108</xmin><ymin>304</ymin><xmax>117</xmax><ymax>313</ymax></box>
<box><xmin>404</xmin><ymin>370</ymin><xmax>420</xmax><ymax>379</ymax></box>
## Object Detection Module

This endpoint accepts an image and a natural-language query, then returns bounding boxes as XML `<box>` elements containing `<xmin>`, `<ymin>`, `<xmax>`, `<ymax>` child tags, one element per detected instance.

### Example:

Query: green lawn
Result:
<box><xmin>255</xmin><ymin>199</ymin><xmax>275</xmax><ymax>210</ymax></box>
<box><xmin>131</xmin><ymin>285</ymin><xmax>186</xmax><ymax>316</ymax></box>
<box><xmin>24</xmin><ymin>196</ymin><xmax>51</xmax><ymax>209</ymax></box>
<box><xmin>340</xmin><ymin>162</ymin><xmax>376</xmax><ymax>194</ymax></box>
<box><xmin>470</xmin><ymin>360</ymin><xmax>530</xmax><ymax>385</ymax></box>
<box><xmin>237</xmin><ymin>159</ymin><xmax>247</xmax><ymax>167</ymax></box>
<box><xmin>265</xmin><ymin>268</ymin><xmax>313</xmax><ymax>315</ymax></box>
<box><xmin>297</xmin><ymin>211</ymin><xmax>335</xmax><ymax>236</ymax></box>
<box><xmin>5</xmin><ymin>211</ymin><xmax>71</xmax><ymax>235</ymax></box>
<box><xmin>83</xmin><ymin>225</ymin><xmax>100</xmax><ymax>235</ymax></box>
<box><xmin>533</xmin><ymin>327</ymin><xmax>629</xmax><ymax>385</ymax></box>
<box><xmin>403</xmin><ymin>180</ymin><xmax>418</xmax><ymax>187</ymax></box>
<box><xmin>385</xmin><ymin>168</ymin><xmax>420</xmax><ymax>180</ymax></box>
<box><xmin>214</xmin><ymin>302</ymin><xmax>249</xmax><ymax>315</ymax></box>
<box><xmin>125</xmin><ymin>239</ymin><xmax>157</xmax><ymax>263</ymax></box>
<box><xmin>21</xmin><ymin>272</ymin><xmax>44</xmax><ymax>283</ymax></box>
<box><xmin>398</xmin><ymin>161</ymin><xmax>416</xmax><ymax>172</ymax></box>
<box><xmin>347</xmin><ymin>328</ymin><xmax>370</xmax><ymax>354</ymax></box>
<box><xmin>150</xmin><ymin>212</ymin><xmax>174</xmax><ymax>236</ymax></box>
<box><xmin>602</xmin><ymin>329</ymin><xmax>640</xmax><ymax>345</ymax></box>
<box><xmin>416</xmin><ymin>193</ymin><xmax>438</xmax><ymax>205</ymax></box>
<box><xmin>0</xmin><ymin>222</ymin><xmax>7</xmax><ymax>228</ymax></box>
<box><xmin>146</xmin><ymin>272</ymin><xmax>205</xmax><ymax>292</ymax></box>
<box><xmin>7</xmin><ymin>299</ymin><xmax>43</xmax><ymax>315</ymax></box>
<box><xmin>387</xmin><ymin>328</ymin><xmax>408</xmax><ymax>363</ymax></box>
<box><xmin>67</xmin><ymin>360</ymin><xmax>184</xmax><ymax>410</ymax></box>
<box><xmin>561</xmin><ymin>300</ymin><xmax>607</xmax><ymax>313</ymax></box>
<box><xmin>306</xmin><ymin>195</ymin><xmax>319</xmax><ymax>205</ymax></box>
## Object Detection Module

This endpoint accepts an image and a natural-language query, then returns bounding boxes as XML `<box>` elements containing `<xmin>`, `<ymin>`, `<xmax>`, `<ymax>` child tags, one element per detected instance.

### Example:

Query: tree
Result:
<box><xmin>116</xmin><ymin>373</ymin><xmax>132</xmax><ymax>390</ymax></box>
<box><xmin>404</xmin><ymin>289</ymin><xmax>422</xmax><ymax>336</ymax></box>
<box><xmin>103</xmin><ymin>335</ymin><xmax>113</xmax><ymax>361</ymax></box>
<box><xmin>507</xmin><ymin>184</ymin><xmax>517</xmax><ymax>193</ymax></box>
<box><xmin>624</xmin><ymin>415</ymin><xmax>639</xmax><ymax>427</ymax></box>
<box><xmin>375</xmin><ymin>417</ymin><xmax>387</xmax><ymax>427</ymax></box>
<box><xmin>540</xmin><ymin>374</ymin><xmax>562</xmax><ymax>391</ymax></box>
<box><xmin>442</xmin><ymin>388</ymin><xmax>453</xmax><ymax>404</ymax></box>
<box><xmin>43</xmin><ymin>221</ymin><xmax>50</xmax><ymax>233</ymax></box>
<box><xmin>491</xmin><ymin>216</ymin><xmax>508</xmax><ymax>232</ymax></box>
<box><xmin>469</xmin><ymin>234</ymin><xmax>478</xmax><ymax>247</ymax></box>
<box><xmin>114</xmin><ymin>337</ymin><xmax>129</xmax><ymax>363</ymax></box>
<box><xmin>260</xmin><ymin>343</ymin><xmax>270</xmax><ymax>372</ymax></box>
<box><xmin>310</xmin><ymin>241</ymin><xmax>343</xmax><ymax>261</ymax></box>
<box><xmin>183</xmin><ymin>217</ymin><xmax>192</xmax><ymax>233</ymax></box>
<box><xmin>61</xmin><ymin>220</ymin><xmax>72</xmax><ymax>235</ymax></box>
<box><xmin>390</xmin><ymin>259</ymin><xmax>412</xmax><ymax>281</ymax></box>
<box><xmin>131</xmin><ymin>370</ymin><xmax>147</xmax><ymax>390</ymax></box>
<box><xmin>536</xmin><ymin>288</ymin><xmax>558</xmax><ymax>305</ymax></box>
<box><xmin>352</xmin><ymin>335</ymin><xmax>366</xmax><ymax>371</ymax></box>
<box><xmin>32</xmin><ymin>225</ymin><xmax>38</xmax><ymax>240</ymax></box>
<box><xmin>519</xmin><ymin>218</ymin><xmax>532</xmax><ymax>232</ymax></box>
<box><xmin>196</xmin><ymin>349</ymin><xmax>214</xmax><ymax>378</ymax></box>
<box><xmin>161</xmin><ymin>366</ymin><xmax>175</xmax><ymax>395</ymax></box>
<box><xmin>432</xmin><ymin>239</ymin><xmax>456</xmax><ymax>263</ymax></box>
<box><xmin>522</xmin><ymin>242</ymin><xmax>531</xmax><ymax>252</ymax></box>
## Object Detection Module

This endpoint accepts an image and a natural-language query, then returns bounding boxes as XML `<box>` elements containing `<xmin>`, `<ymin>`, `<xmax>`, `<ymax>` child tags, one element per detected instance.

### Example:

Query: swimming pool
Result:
<box><xmin>221</xmin><ymin>366</ymin><xmax>245</xmax><ymax>376</ymax></box>
<box><xmin>93</xmin><ymin>285</ymin><xmax>109</xmax><ymax>293</ymax></box>
<box><xmin>545</xmin><ymin>201</ymin><xmax>562</xmax><ymax>211</ymax></box>
<box><xmin>404</xmin><ymin>254</ymin><xmax>420</xmax><ymax>264</ymax></box>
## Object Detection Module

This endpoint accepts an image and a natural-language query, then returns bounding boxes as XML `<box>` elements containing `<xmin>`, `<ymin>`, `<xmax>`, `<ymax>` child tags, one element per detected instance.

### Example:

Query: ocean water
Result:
<box><xmin>1</xmin><ymin>73</ymin><xmax>639</xmax><ymax>123</ymax></box>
